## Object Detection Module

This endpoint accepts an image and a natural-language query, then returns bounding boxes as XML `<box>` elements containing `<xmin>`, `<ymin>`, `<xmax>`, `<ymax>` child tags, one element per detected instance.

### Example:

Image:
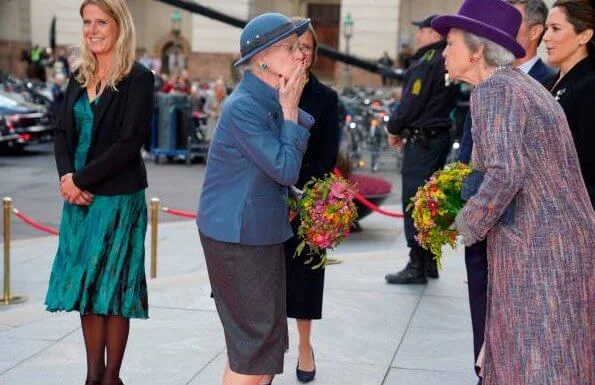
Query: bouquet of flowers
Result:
<box><xmin>408</xmin><ymin>162</ymin><xmax>473</xmax><ymax>268</ymax></box>
<box><xmin>289</xmin><ymin>174</ymin><xmax>358</xmax><ymax>268</ymax></box>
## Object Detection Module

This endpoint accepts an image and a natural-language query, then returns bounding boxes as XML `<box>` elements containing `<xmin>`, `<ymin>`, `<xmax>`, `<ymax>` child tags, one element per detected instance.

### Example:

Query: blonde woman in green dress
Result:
<box><xmin>45</xmin><ymin>1</ymin><xmax>154</xmax><ymax>384</ymax></box>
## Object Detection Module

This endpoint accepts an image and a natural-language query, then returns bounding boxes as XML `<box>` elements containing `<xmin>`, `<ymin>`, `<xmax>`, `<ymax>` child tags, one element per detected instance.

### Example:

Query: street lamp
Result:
<box><xmin>343</xmin><ymin>13</ymin><xmax>354</xmax><ymax>87</ymax></box>
<box><xmin>171</xmin><ymin>10</ymin><xmax>182</xmax><ymax>36</ymax></box>
<box><xmin>169</xmin><ymin>10</ymin><xmax>183</xmax><ymax>74</ymax></box>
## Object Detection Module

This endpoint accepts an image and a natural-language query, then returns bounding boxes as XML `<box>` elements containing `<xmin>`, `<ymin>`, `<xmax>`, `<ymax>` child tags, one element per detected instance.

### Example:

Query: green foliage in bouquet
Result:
<box><xmin>407</xmin><ymin>162</ymin><xmax>473</xmax><ymax>268</ymax></box>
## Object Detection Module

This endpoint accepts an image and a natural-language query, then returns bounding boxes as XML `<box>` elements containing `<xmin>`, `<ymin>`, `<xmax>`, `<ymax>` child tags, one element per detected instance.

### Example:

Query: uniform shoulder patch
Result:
<box><xmin>411</xmin><ymin>78</ymin><xmax>422</xmax><ymax>95</ymax></box>
<box><xmin>422</xmin><ymin>49</ymin><xmax>436</xmax><ymax>63</ymax></box>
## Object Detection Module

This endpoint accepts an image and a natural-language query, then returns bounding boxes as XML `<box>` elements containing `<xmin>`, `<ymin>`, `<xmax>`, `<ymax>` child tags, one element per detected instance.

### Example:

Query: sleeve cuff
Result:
<box><xmin>455</xmin><ymin>211</ymin><xmax>482</xmax><ymax>246</ymax></box>
<box><xmin>297</xmin><ymin>108</ymin><xmax>315</xmax><ymax>130</ymax></box>
<box><xmin>71</xmin><ymin>172</ymin><xmax>87</xmax><ymax>191</ymax></box>
<box><xmin>282</xmin><ymin>120</ymin><xmax>310</xmax><ymax>152</ymax></box>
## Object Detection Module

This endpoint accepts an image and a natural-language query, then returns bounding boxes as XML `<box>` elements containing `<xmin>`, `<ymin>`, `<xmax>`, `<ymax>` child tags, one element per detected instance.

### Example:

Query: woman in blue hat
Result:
<box><xmin>196</xmin><ymin>13</ymin><xmax>313</xmax><ymax>385</ymax></box>
<box><xmin>433</xmin><ymin>0</ymin><xmax>594</xmax><ymax>384</ymax></box>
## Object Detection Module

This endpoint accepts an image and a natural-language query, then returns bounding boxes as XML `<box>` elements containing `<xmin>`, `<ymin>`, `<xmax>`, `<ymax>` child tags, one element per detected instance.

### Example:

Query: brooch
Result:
<box><xmin>554</xmin><ymin>88</ymin><xmax>566</xmax><ymax>101</ymax></box>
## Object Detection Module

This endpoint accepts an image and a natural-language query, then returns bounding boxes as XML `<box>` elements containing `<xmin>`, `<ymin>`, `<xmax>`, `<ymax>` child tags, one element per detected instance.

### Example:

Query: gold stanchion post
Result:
<box><xmin>1</xmin><ymin>197</ymin><xmax>27</xmax><ymax>305</ymax></box>
<box><xmin>150</xmin><ymin>198</ymin><xmax>159</xmax><ymax>279</ymax></box>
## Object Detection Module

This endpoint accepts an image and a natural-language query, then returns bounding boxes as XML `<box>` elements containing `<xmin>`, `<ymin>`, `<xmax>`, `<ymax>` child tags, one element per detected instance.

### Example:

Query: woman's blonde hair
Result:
<box><xmin>74</xmin><ymin>0</ymin><xmax>136</xmax><ymax>89</ymax></box>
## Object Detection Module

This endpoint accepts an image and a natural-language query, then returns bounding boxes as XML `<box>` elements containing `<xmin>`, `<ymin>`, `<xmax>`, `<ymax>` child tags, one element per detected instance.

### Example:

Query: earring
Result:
<box><xmin>470</xmin><ymin>57</ymin><xmax>476</xmax><ymax>64</ymax></box>
<box><xmin>260</xmin><ymin>62</ymin><xmax>268</xmax><ymax>71</ymax></box>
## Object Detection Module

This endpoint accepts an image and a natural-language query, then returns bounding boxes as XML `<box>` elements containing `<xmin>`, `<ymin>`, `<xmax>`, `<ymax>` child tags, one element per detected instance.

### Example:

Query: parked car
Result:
<box><xmin>0</xmin><ymin>92</ymin><xmax>52</xmax><ymax>151</ymax></box>
<box><xmin>0</xmin><ymin>115</ymin><xmax>19</xmax><ymax>147</ymax></box>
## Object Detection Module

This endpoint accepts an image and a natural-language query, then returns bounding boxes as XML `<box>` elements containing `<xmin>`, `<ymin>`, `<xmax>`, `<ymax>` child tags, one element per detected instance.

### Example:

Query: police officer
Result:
<box><xmin>385</xmin><ymin>15</ymin><xmax>459</xmax><ymax>284</ymax></box>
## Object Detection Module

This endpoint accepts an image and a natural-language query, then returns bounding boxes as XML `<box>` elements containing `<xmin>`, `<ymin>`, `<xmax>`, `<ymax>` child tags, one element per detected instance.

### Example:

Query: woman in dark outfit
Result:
<box><xmin>544</xmin><ymin>0</ymin><xmax>595</xmax><ymax>207</ymax></box>
<box><xmin>284</xmin><ymin>20</ymin><xmax>341</xmax><ymax>383</ymax></box>
<box><xmin>45</xmin><ymin>1</ymin><xmax>154</xmax><ymax>385</ymax></box>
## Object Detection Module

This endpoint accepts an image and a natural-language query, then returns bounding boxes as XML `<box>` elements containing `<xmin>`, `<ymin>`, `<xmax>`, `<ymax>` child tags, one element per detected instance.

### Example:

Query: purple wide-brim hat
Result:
<box><xmin>431</xmin><ymin>0</ymin><xmax>526</xmax><ymax>59</ymax></box>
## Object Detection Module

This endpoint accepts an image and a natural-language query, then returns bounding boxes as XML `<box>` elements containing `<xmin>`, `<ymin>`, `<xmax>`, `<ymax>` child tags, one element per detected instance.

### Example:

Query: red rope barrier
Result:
<box><xmin>12</xmin><ymin>208</ymin><xmax>59</xmax><ymax>236</ymax></box>
<box><xmin>333</xmin><ymin>169</ymin><xmax>404</xmax><ymax>218</ymax></box>
<box><xmin>157</xmin><ymin>169</ymin><xmax>405</xmax><ymax>223</ymax></box>
<box><xmin>352</xmin><ymin>192</ymin><xmax>404</xmax><ymax>218</ymax></box>
<box><xmin>161</xmin><ymin>207</ymin><xmax>197</xmax><ymax>219</ymax></box>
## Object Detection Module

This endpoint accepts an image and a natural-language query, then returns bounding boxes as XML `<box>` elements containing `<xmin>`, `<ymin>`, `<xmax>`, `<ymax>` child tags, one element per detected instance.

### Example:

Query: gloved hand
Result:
<box><xmin>454</xmin><ymin>211</ymin><xmax>480</xmax><ymax>247</ymax></box>
<box><xmin>290</xmin><ymin>186</ymin><xmax>304</xmax><ymax>201</ymax></box>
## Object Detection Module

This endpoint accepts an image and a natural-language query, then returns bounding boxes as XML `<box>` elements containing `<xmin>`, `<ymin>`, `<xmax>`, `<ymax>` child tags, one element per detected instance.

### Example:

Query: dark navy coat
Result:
<box><xmin>528</xmin><ymin>57</ymin><xmax>557</xmax><ymax>89</ymax></box>
<box><xmin>295</xmin><ymin>73</ymin><xmax>340</xmax><ymax>188</ymax></box>
<box><xmin>550</xmin><ymin>57</ymin><xmax>595</xmax><ymax>206</ymax></box>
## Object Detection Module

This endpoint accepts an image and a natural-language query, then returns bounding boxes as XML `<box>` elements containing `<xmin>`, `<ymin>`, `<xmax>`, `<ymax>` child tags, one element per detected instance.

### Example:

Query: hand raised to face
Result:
<box><xmin>279</xmin><ymin>61</ymin><xmax>307</xmax><ymax>123</ymax></box>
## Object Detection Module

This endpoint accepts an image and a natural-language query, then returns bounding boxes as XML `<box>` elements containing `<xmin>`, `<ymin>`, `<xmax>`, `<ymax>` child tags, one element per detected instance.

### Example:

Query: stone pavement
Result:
<box><xmin>0</xmin><ymin>205</ymin><xmax>478</xmax><ymax>385</ymax></box>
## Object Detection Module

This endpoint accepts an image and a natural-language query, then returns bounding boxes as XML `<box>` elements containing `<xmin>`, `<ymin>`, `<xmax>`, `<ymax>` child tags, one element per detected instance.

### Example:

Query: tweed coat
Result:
<box><xmin>460</xmin><ymin>69</ymin><xmax>594</xmax><ymax>385</ymax></box>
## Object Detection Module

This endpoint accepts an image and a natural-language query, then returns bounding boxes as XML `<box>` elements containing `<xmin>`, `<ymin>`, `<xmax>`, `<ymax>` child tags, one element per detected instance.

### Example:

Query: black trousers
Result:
<box><xmin>401</xmin><ymin>130</ymin><xmax>450</xmax><ymax>248</ymax></box>
<box><xmin>465</xmin><ymin>240</ymin><xmax>488</xmax><ymax>377</ymax></box>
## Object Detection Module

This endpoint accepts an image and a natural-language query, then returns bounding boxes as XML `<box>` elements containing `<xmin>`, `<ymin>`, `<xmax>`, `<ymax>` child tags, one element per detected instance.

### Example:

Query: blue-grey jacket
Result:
<box><xmin>197</xmin><ymin>70</ymin><xmax>313</xmax><ymax>245</ymax></box>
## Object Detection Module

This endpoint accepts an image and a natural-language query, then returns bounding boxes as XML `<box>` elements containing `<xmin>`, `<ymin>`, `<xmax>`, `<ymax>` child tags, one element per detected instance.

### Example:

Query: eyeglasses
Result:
<box><xmin>271</xmin><ymin>42</ymin><xmax>301</xmax><ymax>53</ymax></box>
<box><xmin>298</xmin><ymin>44</ymin><xmax>314</xmax><ymax>53</ymax></box>
<box><xmin>271</xmin><ymin>42</ymin><xmax>314</xmax><ymax>54</ymax></box>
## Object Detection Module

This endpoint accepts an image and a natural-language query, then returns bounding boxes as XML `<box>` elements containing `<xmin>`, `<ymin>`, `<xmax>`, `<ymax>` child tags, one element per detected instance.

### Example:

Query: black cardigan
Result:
<box><xmin>296</xmin><ymin>73</ymin><xmax>340</xmax><ymax>189</ymax></box>
<box><xmin>54</xmin><ymin>62</ymin><xmax>155</xmax><ymax>195</ymax></box>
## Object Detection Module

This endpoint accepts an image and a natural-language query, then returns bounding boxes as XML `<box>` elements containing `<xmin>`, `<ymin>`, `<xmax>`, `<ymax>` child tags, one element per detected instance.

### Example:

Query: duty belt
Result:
<box><xmin>403</xmin><ymin>127</ymin><xmax>447</xmax><ymax>146</ymax></box>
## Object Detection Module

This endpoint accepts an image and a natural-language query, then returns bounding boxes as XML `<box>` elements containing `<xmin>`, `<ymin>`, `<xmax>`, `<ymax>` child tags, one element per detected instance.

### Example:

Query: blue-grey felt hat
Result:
<box><xmin>234</xmin><ymin>13</ymin><xmax>311</xmax><ymax>67</ymax></box>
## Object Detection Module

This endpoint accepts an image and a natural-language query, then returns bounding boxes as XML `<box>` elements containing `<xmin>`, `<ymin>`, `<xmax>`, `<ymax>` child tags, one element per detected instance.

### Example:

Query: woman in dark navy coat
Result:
<box><xmin>284</xmin><ymin>19</ymin><xmax>341</xmax><ymax>384</ymax></box>
<box><xmin>544</xmin><ymin>0</ymin><xmax>595</xmax><ymax>207</ymax></box>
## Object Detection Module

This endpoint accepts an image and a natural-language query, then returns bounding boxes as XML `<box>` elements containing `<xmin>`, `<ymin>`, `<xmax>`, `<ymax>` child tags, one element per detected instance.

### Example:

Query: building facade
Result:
<box><xmin>0</xmin><ymin>0</ymin><xmax>556</xmax><ymax>85</ymax></box>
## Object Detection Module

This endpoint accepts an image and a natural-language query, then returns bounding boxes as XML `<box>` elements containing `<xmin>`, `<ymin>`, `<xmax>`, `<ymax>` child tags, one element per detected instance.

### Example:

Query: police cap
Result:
<box><xmin>412</xmin><ymin>15</ymin><xmax>438</xmax><ymax>29</ymax></box>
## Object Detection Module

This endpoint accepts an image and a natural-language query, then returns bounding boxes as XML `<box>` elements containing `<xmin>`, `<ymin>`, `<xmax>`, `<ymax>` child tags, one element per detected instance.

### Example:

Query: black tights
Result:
<box><xmin>81</xmin><ymin>314</ymin><xmax>130</xmax><ymax>385</ymax></box>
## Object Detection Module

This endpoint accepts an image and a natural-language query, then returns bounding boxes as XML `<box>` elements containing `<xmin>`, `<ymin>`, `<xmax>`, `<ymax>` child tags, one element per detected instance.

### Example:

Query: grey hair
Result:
<box><xmin>236</xmin><ymin>62</ymin><xmax>252</xmax><ymax>73</ymax></box>
<box><xmin>506</xmin><ymin>0</ymin><xmax>549</xmax><ymax>26</ymax></box>
<box><xmin>507</xmin><ymin>0</ymin><xmax>549</xmax><ymax>43</ymax></box>
<box><xmin>462</xmin><ymin>31</ymin><xmax>516</xmax><ymax>67</ymax></box>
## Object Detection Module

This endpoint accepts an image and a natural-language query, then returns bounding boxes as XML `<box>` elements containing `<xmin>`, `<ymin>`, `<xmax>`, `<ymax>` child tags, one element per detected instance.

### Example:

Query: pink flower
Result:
<box><xmin>313</xmin><ymin>234</ymin><xmax>324</xmax><ymax>245</ymax></box>
<box><xmin>330</xmin><ymin>182</ymin><xmax>348</xmax><ymax>199</ymax></box>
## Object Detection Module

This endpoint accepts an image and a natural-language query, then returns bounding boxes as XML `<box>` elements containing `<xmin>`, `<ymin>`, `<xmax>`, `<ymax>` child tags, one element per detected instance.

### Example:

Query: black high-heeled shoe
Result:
<box><xmin>296</xmin><ymin>350</ymin><xmax>316</xmax><ymax>383</ymax></box>
<box><xmin>84</xmin><ymin>381</ymin><xmax>101</xmax><ymax>385</ymax></box>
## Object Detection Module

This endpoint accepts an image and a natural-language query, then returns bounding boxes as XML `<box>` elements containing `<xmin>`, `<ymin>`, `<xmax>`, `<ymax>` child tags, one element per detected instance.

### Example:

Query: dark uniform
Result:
<box><xmin>385</xmin><ymin>38</ymin><xmax>459</xmax><ymax>284</ymax></box>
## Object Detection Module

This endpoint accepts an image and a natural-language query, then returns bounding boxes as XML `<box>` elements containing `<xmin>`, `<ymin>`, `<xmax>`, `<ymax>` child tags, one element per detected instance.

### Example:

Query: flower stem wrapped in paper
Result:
<box><xmin>289</xmin><ymin>174</ymin><xmax>358</xmax><ymax>268</ymax></box>
<box><xmin>407</xmin><ymin>162</ymin><xmax>472</xmax><ymax>268</ymax></box>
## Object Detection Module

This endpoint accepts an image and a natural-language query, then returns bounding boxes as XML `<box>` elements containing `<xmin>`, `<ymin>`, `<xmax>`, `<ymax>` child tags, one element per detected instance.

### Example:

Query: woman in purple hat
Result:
<box><xmin>431</xmin><ymin>0</ymin><xmax>594</xmax><ymax>384</ymax></box>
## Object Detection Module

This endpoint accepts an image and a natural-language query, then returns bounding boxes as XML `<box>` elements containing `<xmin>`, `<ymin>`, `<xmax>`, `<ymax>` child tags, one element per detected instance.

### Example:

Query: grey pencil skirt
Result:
<box><xmin>199</xmin><ymin>231</ymin><xmax>288</xmax><ymax>375</ymax></box>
